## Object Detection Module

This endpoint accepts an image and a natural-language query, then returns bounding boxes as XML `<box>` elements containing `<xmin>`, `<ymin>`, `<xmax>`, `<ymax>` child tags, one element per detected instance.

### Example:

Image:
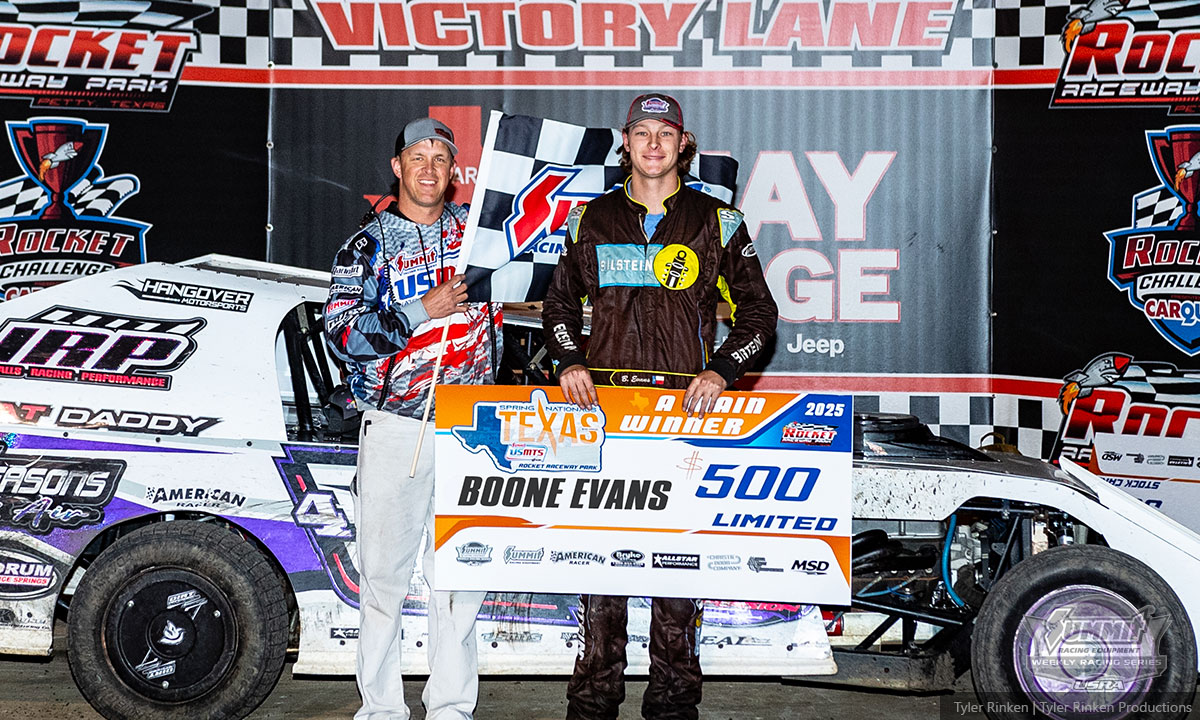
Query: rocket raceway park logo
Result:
<box><xmin>0</xmin><ymin>306</ymin><xmax>204</xmax><ymax>390</ymax></box>
<box><xmin>1052</xmin><ymin>352</ymin><xmax>1200</xmax><ymax>468</ymax></box>
<box><xmin>0</xmin><ymin>118</ymin><xmax>148</xmax><ymax>300</ymax></box>
<box><xmin>1052</xmin><ymin>0</ymin><xmax>1200</xmax><ymax>112</ymax></box>
<box><xmin>1106</xmin><ymin>126</ymin><xmax>1200</xmax><ymax>355</ymax></box>
<box><xmin>0</xmin><ymin>0</ymin><xmax>210</xmax><ymax>111</ymax></box>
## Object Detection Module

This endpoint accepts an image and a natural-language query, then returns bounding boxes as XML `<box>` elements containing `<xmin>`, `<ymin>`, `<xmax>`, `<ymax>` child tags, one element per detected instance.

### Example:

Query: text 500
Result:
<box><xmin>696</xmin><ymin>464</ymin><xmax>818</xmax><ymax>501</ymax></box>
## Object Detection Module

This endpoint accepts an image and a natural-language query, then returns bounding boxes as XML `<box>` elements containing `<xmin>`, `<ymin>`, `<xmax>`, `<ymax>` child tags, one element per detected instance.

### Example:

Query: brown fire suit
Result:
<box><xmin>542</xmin><ymin>179</ymin><xmax>777</xmax><ymax>720</ymax></box>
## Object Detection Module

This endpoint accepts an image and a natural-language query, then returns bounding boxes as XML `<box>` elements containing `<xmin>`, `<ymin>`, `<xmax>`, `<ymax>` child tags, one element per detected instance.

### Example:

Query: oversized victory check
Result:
<box><xmin>433</xmin><ymin>385</ymin><xmax>852</xmax><ymax>604</ymax></box>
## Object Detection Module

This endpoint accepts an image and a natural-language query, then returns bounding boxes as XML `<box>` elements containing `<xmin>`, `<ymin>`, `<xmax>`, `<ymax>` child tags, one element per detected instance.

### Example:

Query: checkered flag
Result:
<box><xmin>0</xmin><ymin>0</ymin><xmax>211</xmax><ymax>29</ymax></box>
<box><xmin>0</xmin><ymin>167</ymin><xmax>139</xmax><ymax>219</ymax></box>
<box><xmin>1132</xmin><ymin>186</ymin><xmax>1184</xmax><ymax>228</ymax></box>
<box><xmin>460</xmin><ymin>112</ymin><xmax>739</xmax><ymax>303</ymax></box>
<box><xmin>1120</xmin><ymin>0</ymin><xmax>1200</xmax><ymax>31</ymax></box>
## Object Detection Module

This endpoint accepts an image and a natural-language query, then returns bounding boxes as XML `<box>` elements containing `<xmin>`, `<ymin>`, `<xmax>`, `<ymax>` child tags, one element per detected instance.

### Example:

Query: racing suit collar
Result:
<box><xmin>622</xmin><ymin>176</ymin><xmax>682</xmax><ymax>214</ymax></box>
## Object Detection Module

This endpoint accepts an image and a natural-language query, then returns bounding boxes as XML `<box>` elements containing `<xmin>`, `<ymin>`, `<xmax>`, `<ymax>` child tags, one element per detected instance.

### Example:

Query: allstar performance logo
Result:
<box><xmin>0</xmin><ymin>118</ymin><xmax>149</xmax><ymax>300</ymax></box>
<box><xmin>1052</xmin><ymin>2</ymin><xmax>1200</xmax><ymax>113</ymax></box>
<box><xmin>652</xmin><ymin>552</ymin><xmax>700</xmax><ymax>570</ymax></box>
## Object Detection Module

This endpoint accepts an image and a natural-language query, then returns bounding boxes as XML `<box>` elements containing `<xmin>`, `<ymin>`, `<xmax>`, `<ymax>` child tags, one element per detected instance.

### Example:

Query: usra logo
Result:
<box><xmin>1105</xmin><ymin>127</ymin><xmax>1200</xmax><ymax>354</ymax></box>
<box><xmin>502</xmin><ymin>165</ymin><xmax>594</xmax><ymax>259</ymax></box>
<box><xmin>1052</xmin><ymin>3</ymin><xmax>1200</xmax><ymax>113</ymax></box>
<box><xmin>451</xmin><ymin>388</ymin><xmax>606</xmax><ymax>473</ymax></box>
<box><xmin>0</xmin><ymin>306</ymin><xmax>204</xmax><ymax>390</ymax></box>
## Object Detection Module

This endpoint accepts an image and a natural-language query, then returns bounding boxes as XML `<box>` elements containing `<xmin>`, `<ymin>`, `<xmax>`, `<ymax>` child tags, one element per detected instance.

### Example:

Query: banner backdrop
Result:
<box><xmin>270</xmin><ymin>88</ymin><xmax>992</xmax><ymax>375</ymax></box>
<box><xmin>433</xmin><ymin>385</ymin><xmax>852</xmax><ymax>604</ymax></box>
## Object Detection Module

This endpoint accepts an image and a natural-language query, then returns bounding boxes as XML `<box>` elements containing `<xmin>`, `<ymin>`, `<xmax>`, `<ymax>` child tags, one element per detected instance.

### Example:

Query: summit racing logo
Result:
<box><xmin>0</xmin><ymin>2</ymin><xmax>210</xmax><ymax>111</ymax></box>
<box><xmin>0</xmin><ymin>118</ymin><xmax>148</xmax><ymax>300</ymax></box>
<box><xmin>451</xmin><ymin>388</ymin><xmax>605</xmax><ymax>473</ymax></box>
<box><xmin>1051</xmin><ymin>1</ymin><xmax>1200</xmax><ymax>113</ymax></box>
<box><xmin>503</xmin><ymin>165</ymin><xmax>593</xmax><ymax>259</ymax></box>
<box><xmin>0</xmin><ymin>306</ymin><xmax>204</xmax><ymax>390</ymax></box>
<box><xmin>1105</xmin><ymin>126</ymin><xmax>1200</xmax><ymax>354</ymax></box>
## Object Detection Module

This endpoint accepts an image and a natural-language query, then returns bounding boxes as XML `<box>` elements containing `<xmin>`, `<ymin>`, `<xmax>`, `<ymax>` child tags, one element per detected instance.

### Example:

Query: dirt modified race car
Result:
<box><xmin>0</xmin><ymin>256</ymin><xmax>1197</xmax><ymax>720</ymax></box>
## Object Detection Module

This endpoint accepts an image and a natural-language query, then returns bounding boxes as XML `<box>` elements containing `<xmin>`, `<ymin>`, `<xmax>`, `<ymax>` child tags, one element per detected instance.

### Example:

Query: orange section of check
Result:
<box><xmin>435</xmin><ymin>515</ymin><xmax>851</xmax><ymax>585</ymax></box>
<box><xmin>434</xmin><ymin>515</ymin><xmax>541</xmax><ymax>550</ymax></box>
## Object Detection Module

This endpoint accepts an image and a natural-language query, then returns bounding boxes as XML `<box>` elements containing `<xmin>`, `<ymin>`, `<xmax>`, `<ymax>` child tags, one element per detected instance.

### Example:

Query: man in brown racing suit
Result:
<box><xmin>541</xmin><ymin>93</ymin><xmax>778</xmax><ymax>720</ymax></box>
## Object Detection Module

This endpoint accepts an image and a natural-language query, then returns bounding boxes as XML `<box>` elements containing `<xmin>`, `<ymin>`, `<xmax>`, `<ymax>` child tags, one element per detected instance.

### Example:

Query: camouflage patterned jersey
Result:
<box><xmin>323</xmin><ymin>202</ymin><xmax>501</xmax><ymax>419</ymax></box>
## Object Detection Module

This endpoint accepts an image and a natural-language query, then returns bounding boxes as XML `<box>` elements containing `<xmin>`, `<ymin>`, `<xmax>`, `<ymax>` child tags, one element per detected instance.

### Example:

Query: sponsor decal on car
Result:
<box><xmin>0</xmin><ymin>401</ymin><xmax>51</xmax><ymax>424</ymax></box>
<box><xmin>275</xmin><ymin>444</ymin><xmax>359</xmax><ymax>606</ymax></box>
<box><xmin>0</xmin><ymin>306</ymin><xmax>204</xmax><ymax>390</ymax></box>
<box><xmin>144</xmin><ymin>486</ymin><xmax>246</xmax><ymax>509</ymax></box>
<box><xmin>0</xmin><ymin>455</ymin><xmax>124</xmax><ymax>533</ymax></box>
<box><xmin>0</xmin><ymin>546</ymin><xmax>59</xmax><ymax>599</ymax></box>
<box><xmin>482</xmin><ymin>630</ymin><xmax>543</xmax><ymax>643</ymax></box>
<box><xmin>701</xmin><ymin>634</ymin><xmax>771</xmax><ymax>646</ymax></box>
<box><xmin>118</xmin><ymin>278</ymin><xmax>253</xmax><ymax>313</ymax></box>
<box><xmin>330</xmin><ymin>627</ymin><xmax>360</xmax><ymax>640</ymax></box>
<box><xmin>57</xmin><ymin>406</ymin><xmax>220</xmax><ymax>436</ymax></box>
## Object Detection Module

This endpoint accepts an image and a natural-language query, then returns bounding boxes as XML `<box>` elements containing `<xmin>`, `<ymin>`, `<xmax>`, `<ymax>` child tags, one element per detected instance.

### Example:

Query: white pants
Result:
<box><xmin>354</xmin><ymin>410</ymin><xmax>488</xmax><ymax>720</ymax></box>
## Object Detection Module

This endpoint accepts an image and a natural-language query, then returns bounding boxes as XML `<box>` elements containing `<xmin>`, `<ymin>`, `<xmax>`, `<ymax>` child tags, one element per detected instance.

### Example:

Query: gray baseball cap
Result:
<box><xmin>624</xmin><ymin>93</ymin><xmax>684</xmax><ymax>132</ymax></box>
<box><xmin>396</xmin><ymin>117</ymin><xmax>458</xmax><ymax>157</ymax></box>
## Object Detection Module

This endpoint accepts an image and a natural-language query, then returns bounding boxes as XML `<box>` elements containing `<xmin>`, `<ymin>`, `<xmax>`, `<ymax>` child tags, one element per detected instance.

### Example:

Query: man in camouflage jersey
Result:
<box><xmin>324</xmin><ymin>117</ymin><xmax>501</xmax><ymax>720</ymax></box>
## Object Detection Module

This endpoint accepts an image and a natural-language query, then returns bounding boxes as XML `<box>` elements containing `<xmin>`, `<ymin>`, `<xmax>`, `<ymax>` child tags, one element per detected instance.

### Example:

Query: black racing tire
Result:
<box><xmin>67</xmin><ymin>521</ymin><xmax>289</xmax><ymax>720</ymax></box>
<box><xmin>972</xmin><ymin>544</ymin><xmax>1197</xmax><ymax>720</ymax></box>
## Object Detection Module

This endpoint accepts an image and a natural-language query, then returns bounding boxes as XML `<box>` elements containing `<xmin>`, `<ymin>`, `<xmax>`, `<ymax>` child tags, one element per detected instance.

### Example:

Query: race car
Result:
<box><xmin>0</xmin><ymin>256</ymin><xmax>1196</xmax><ymax>720</ymax></box>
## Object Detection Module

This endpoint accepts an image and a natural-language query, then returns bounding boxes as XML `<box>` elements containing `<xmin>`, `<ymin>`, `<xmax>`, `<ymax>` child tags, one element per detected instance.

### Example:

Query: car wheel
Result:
<box><xmin>67</xmin><ymin>521</ymin><xmax>289</xmax><ymax>720</ymax></box>
<box><xmin>972</xmin><ymin>544</ymin><xmax>1196</xmax><ymax>720</ymax></box>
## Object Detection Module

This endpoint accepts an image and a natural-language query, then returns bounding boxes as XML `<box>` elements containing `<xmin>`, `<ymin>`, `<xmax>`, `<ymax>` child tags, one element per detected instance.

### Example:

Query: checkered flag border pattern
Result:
<box><xmin>0</xmin><ymin>0</ymin><xmax>213</xmax><ymax>29</ymax></box>
<box><xmin>199</xmin><ymin>0</ymin><xmax>993</xmax><ymax>72</ymax></box>
<box><xmin>849</xmin><ymin>390</ymin><xmax>1062</xmax><ymax>460</ymax></box>
<box><xmin>464</xmin><ymin>114</ymin><xmax>738</xmax><ymax>304</ymax></box>
<box><xmin>41</xmin><ymin>0</ymin><xmax>1200</xmax><ymax>75</ymax></box>
<box><xmin>1133</xmin><ymin>186</ymin><xmax>1184</xmax><ymax>229</ymax></box>
<box><xmin>0</xmin><ymin>169</ymin><xmax>139</xmax><ymax>220</ymax></box>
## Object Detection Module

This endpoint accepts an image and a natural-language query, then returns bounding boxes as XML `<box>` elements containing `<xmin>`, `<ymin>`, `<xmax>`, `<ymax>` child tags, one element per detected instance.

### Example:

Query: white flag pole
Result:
<box><xmin>409</xmin><ymin>110</ymin><xmax>505</xmax><ymax>477</ymax></box>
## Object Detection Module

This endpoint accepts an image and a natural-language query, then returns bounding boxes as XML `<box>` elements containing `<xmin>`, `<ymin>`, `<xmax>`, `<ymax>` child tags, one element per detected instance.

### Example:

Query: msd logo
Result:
<box><xmin>502</xmin><ymin>165</ymin><xmax>593</xmax><ymax>260</ymax></box>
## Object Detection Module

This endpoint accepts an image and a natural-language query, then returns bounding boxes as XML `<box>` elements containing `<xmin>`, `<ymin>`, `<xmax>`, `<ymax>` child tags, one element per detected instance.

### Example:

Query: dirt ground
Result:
<box><xmin>2</xmin><ymin>631</ymin><xmax>1197</xmax><ymax>720</ymax></box>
